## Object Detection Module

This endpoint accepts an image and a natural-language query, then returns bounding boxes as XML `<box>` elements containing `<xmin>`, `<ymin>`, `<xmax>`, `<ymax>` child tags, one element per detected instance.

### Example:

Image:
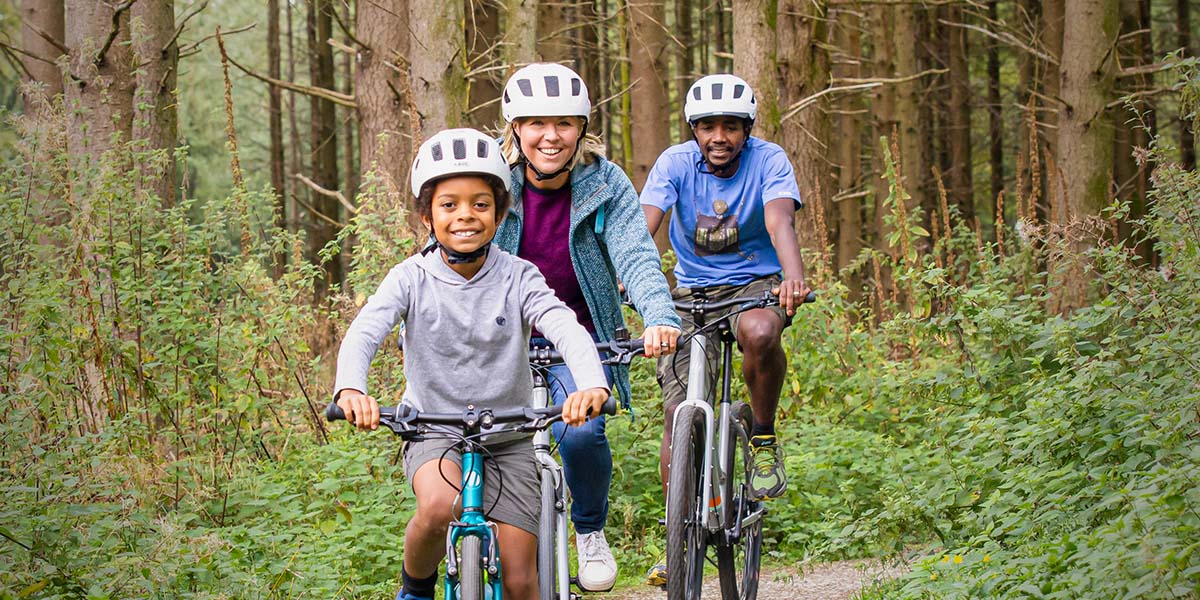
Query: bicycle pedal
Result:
<box><xmin>657</xmin><ymin>517</ymin><xmax>666</xmax><ymax>526</ymax></box>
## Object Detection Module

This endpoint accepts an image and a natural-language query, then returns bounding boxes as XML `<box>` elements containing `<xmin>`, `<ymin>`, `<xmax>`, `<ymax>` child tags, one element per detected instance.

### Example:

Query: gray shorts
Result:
<box><xmin>402</xmin><ymin>435</ymin><xmax>540</xmax><ymax>535</ymax></box>
<box><xmin>657</xmin><ymin>275</ymin><xmax>791</xmax><ymax>410</ymax></box>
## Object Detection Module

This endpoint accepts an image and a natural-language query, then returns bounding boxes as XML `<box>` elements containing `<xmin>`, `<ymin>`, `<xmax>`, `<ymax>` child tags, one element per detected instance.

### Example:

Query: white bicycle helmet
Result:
<box><xmin>502</xmin><ymin>63</ymin><xmax>591</xmax><ymax>122</ymax></box>
<box><xmin>683</xmin><ymin>74</ymin><xmax>757</xmax><ymax>123</ymax></box>
<box><xmin>410</xmin><ymin>128</ymin><xmax>512</xmax><ymax>198</ymax></box>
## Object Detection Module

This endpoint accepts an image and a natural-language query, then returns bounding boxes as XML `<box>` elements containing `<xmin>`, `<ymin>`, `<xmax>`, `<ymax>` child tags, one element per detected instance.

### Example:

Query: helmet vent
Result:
<box><xmin>711</xmin><ymin>82</ymin><xmax>723</xmax><ymax>100</ymax></box>
<box><xmin>692</xmin><ymin>87</ymin><xmax>702</xmax><ymax>101</ymax></box>
<box><xmin>733</xmin><ymin>84</ymin><xmax>745</xmax><ymax>99</ymax></box>
<box><xmin>517</xmin><ymin>78</ymin><xmax>533</xmax><ymax>97</ymax></box>
<box><xmin>477</xmin><ymin>139</ymin><xmax>490</xmax><ymax>158</ymax></box>
<box><xmin>431</xmin><ymin>144</ymin><xmax>444</xmax><ymax>161</ymax></box>
<box><xmin>571</xmin><ymin>78</ymin><xmax>582</xmax><ymax>96</ymax></box>
<box><xmin>544</xmin><ymin>75</ymin><xmax>560</xmax><ymax>97</ymax></box>
<box><xmin>452</xmin><ymin>139</ymin><xmax>467</xmax><ymax>160</ymax></box>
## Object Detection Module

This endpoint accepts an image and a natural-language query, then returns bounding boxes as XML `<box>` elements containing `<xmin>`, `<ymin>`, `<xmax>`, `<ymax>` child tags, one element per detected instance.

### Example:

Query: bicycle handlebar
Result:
<box><xmin>326</xmin><ymin>398</ymin><xmax>619</xmax><ymax>436</ymax></box>
<box><xmin>673</xmin><ymin>289</ymin><xmax>816</xmax><ymax>314</ymax></box>
<box><xmin>528</xmin><ymin>338</ymin><xmax>645</xmax><ymax>366</ymax></box>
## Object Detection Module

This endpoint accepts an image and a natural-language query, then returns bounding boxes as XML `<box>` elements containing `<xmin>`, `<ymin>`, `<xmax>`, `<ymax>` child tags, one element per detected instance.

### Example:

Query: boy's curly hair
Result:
<box><xmin>414</xmin><ymin>174</ymin><xmax>512</xmax><ymax>224</ymax></box>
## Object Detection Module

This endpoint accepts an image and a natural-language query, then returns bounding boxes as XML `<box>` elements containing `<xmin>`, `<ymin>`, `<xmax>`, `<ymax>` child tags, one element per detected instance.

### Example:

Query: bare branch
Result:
<box><xmin>937</xmin><ymin>17</ymin><xmax>1057</xmax><ymax>66</ymax></box>
<box><xmin>25</xmin><ymin>22</ymin><xmax>70</xmax><ymax>56</ymax></box>
<box><xmin>328</xmin><ymin>37</ymin><xmax>356</xmax><ymax>56</ymax></box>
<box><xmin>164</xmin><ymin>0</ymin><xmax>210</xmax><ymax>56</ymax></box>
<box><xmin>0</xmin><ymin>45</ymin><xmax>36</xmax><ymax>81</ymax></box>
<box><xmin>1118</xmin><ymin>59</ymin><xmax>1194</xmax><ymax>79</ymax></box>
<box><xmin>1106</xmin><ymin>83</ymin><xmax>1187</xmax><ymax>110</ymax></box>
<box><xmin>293</xmin><ymin>173</ymin><xmax>357</xmax><ymax>215</ymax></box>
<box><xmin>96</xmin><ymin>0</ymin><xmax>137</xmax><ymax>68</ymax></box>
<box><xmin>178</xmin><ymin>23</ymin><xmax>256</xmax><ymax>57</ymax></box>
<box><xmin>0</xmin><ymin>40</ymin><xmax>56</xmax><ymax>67</ymax></box>
<box><xmin>216</xmin><ymin>29</ymin><xmax>357</xmax><ymax>108</ymax></box>
<box><xmin>329</xmin><ymin>5</ymin><xmax>369</xmax><ymax>51</ymax></box>
<box><xmin>784</xmin><ymin>69</ymin><xmax>948</xmax><ymax>122</ymax></box>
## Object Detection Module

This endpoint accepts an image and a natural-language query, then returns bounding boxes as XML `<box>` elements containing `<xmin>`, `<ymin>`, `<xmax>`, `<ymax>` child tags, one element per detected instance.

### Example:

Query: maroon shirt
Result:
<box><xmin>519</xmin><ymin>183</ymin><xmax>596</xmax><ymax>334</ymax></box>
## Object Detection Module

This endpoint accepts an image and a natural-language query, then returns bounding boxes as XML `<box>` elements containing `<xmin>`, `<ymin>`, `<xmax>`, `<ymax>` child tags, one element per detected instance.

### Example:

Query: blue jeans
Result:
<box><xmin>534</xmin><ymin>339</ymin><xmax>615</xmax><ymax>534</ymax></box>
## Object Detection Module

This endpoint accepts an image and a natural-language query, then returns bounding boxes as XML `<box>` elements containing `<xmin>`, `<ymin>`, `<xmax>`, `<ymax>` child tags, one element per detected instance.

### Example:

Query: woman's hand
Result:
<box><xmin>642</xmin><ymin>325</ymin><xmax>682</xmax><ymax>357</ymax></box>
<box><xmin>335</xmin><ymin>389</ymin><xmax>380</xmax><ymax>431</ymax></box>
<box><xmin>562</xmin><ymin>387</ymin><xmax>610</xmax><ymax>426</ymax></box>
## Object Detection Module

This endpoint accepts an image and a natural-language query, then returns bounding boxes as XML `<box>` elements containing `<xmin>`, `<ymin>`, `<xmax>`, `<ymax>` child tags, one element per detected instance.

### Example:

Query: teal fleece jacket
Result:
<box><xmin>495</xmin><ymin>155</ymin><xmax>680</xmax><ymax>405</ymax></box>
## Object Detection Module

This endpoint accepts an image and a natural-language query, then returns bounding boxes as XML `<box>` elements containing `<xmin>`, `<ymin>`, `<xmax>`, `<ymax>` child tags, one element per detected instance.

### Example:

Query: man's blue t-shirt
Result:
<box><xmin>639</xmin><ymin>137</ymin><xmax>801</xmax><ymax>288</ymax></box>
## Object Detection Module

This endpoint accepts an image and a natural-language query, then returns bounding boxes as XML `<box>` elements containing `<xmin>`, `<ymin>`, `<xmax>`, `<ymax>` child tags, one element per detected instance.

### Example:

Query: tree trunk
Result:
<box><xmin>340</xmin><ymin>0</ymin><xmax>359</xmax><ymax>203</ymax></box>
<box><xmin>538</xmin><ymin>0</ymin><xmax>572</xmax><ymax>62</ymax></box>
<box><xmin>268</xmin><ymin>0</ymin><xmax>287</xmax><ymax>241</ymax></box>
<box><xmin>1113</xmin><ymin>0</ymin><xmax>1155</xmax><ymax>262</ymax></box>
<box><xmin>356</xmin><ymin>0</ymin><xmax>411</xmax><ymax>206</ymax></box>
<box><xmin>410</xmin><ymin>0</ymin><xmax>466</xmax><ymax>138</ymax></box>
<box><xmin>131</xmin><ymin>0</ymin><xmax>178</xmax><ymax>207</ymax></box>
<box><xmin>870</xmin><ymin>3</ymin><xmax>896</xmax><ymax>255</ymax></box>
<box><xmin>893</xmin><ymin>1</ymin><xmax>926</xmax><ymax>238</ymax></box>
<box><xmin>676</xmin><ymin>0</ymin><xmax>694</xmax><ymax>139</ymax></box>
<box><xmin>733</xmin><ymin>0</ymin><xmax>779</xmax><ymax>141</ymax></box>
<box><xmin>986</xmin><ymin>0</ymin><xmax>1003</xmax><ymax>240</ymax></box>
<box><xmin>287</xmin><ymin>0</ymin><xmax>302</xmax><ymax>236</ymax></box>
<box><xmin>629</xmin><ymin>0</ymin><xmax>670</xmax><ymax>190</ymax></box>
<box><xmin>833</xmin><ymin>4</ymin><xmax>863</xmax><ymax>275</ymax></box>
<box><xmin>1180</xmin><ymin>0</ymin><xmax>1196</xmax><ymax>169</ymax></box>
<box><xmin>1051</xmin><ymin>0</ymin><xmax>1118</xmax><ymax>312</ymax></box>
<box><xmin>19</xmin><ymin>0</ymin><xmax>65</xmax><ymax>112</ymax></box>
<box><xmin>467</xmin><ymin>0</ymin><xmax>501</xmax><ymax>128</ymax></box>
<box><xmin>1041</xmin><ymin>0</ymin><xmax>1064</xmax><ymax>221</ymax></box>
<box><xmin>504</xmin><ymin>0</ymin><xmax>537</xmax><ymax>65</ymax></box>
<box><xmin>64</xmin><ymin>0</ymin><xmax>135</xmax><ymax>196</ymax></box>
<box><xmin>777</xmin><ymin>0</ymin><xmax>831</xmax><ymax>261</ymax></box>
<box><xmin>308</xmin><ymin>0</ymin><xmax>343</xmax><ymax>293</ymax></box>
<box><xmin>944</xmin><ymin>2</ymin><xmax>973</xmax><ymax>224</ymax></box>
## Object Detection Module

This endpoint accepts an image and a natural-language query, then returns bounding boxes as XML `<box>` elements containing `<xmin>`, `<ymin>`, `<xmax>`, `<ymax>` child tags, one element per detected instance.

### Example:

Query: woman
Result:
<box><xmin>494</xmin><ymin>62</ymin><xmax>681</xmax><ymax>591</ymax></box>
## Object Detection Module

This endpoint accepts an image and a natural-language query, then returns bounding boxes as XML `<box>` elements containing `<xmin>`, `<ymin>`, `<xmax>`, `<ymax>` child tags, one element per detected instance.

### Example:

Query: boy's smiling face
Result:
<box><xmin>423</xmin><ymin>175</ymin><xmax>498</xmax><ymax>266</ymax></box>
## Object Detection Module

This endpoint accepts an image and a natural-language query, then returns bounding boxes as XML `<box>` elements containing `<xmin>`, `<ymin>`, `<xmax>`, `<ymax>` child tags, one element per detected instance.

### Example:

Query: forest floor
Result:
<box><xmin>597</xmin><ymin>557</ymin><xmax>908</xmax><ymax>600</ymax></box>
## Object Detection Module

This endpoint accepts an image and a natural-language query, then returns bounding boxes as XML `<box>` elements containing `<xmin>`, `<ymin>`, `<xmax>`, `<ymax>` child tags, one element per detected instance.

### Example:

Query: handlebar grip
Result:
<box><xmin>600</xmin><ymin>397</ymin><xmax>618</xmax><ymax>416</ymax></box>
<box><xmin>803</xmin><ymin>290</ymin><xmax>817</xmax><ymax>303</ymax></box>
<box><xmin>326</xmin><ymin>401</ymin><xmax>346</xmax><ymax>422</ymax></box>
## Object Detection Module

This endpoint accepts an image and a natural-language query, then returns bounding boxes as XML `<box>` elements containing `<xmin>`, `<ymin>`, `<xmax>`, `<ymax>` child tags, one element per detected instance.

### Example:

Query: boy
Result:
<box><xmin>333</xmin><ymin>128</ymin><xmax>609</xmax><ymax>600</ymax></box>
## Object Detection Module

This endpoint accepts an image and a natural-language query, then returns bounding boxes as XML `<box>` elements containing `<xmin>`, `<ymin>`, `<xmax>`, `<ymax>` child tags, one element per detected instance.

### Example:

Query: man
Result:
<box><xmin>639</xmin><ymin>73</ymin><xmax>811</xmax><ymax>585</ymax></box>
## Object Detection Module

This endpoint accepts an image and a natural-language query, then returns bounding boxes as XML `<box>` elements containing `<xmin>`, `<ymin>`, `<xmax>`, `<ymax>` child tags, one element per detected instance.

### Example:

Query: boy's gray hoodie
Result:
<box><xmin>334</xmin><ymin>246</ymin><xmax>608</xmax><ymax>424</ymax></box>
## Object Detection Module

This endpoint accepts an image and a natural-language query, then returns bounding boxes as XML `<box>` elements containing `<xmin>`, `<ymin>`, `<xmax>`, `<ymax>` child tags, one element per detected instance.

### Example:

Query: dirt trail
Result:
<box><xmin>595</xmin><ymin>559</ymin><xmax>906</xmax><ymax>600</ymax></box>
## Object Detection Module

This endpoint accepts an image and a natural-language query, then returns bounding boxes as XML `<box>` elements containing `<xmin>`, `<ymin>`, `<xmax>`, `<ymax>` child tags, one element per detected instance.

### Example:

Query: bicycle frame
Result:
<box><xmin>445</xmin><ymin>439</ymin><xmax>504</xmax><ymax>600</ymax></box>
<box><xmin>668</xmin><ymin>320</ymin><xmax>739</xmax><ymax>531</ymax></box>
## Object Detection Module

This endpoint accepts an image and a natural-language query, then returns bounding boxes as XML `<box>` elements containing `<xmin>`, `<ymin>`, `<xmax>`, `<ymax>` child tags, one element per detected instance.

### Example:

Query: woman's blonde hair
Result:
<box><xmin>501</xmin><ymin>118</ymin><xmax>608</xmax><ymax>173</ymax></box>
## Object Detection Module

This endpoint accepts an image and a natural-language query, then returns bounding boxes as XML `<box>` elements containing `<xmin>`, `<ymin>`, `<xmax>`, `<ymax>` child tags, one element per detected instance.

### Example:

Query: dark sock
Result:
<box><xmin>750</xmin><ymin>423</ymin><xmax>775</xmax><ymax>439</ymax></box>
<box><xmin>400</xmin><ymin>569</ymin><xmax>438</xmax><ymax>599</ymax></box>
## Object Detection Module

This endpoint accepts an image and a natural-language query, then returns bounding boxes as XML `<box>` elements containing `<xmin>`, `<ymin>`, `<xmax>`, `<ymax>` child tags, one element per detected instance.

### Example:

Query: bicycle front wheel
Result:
<box><xmin>716</xmin><ymin>401</ymin><xmax>763</xmax><ymax>600</ymax></box>
<box><xmin>667</xmin><ymin>404</ymin><xmax>708</xmax><ymax>600</ymax></box>
<box><xmin>459</xmin><ymin>535</ymin><xmax>485</xmax><ymax>600</ymax></box>
<box><xmin>537</xmin><ymin>467</ymin><xmax>558</xmax><ymax>600</ymax></box>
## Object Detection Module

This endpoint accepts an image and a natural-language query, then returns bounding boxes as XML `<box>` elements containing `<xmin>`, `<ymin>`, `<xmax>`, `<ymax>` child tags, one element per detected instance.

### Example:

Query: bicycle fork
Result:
<box><xmin>668</xmin><ymin>332</ymin><xmax>731</xmax><ymax>529</ymax></box>
<box><xmin>445</xmin><ymin>450</ymin><xmax>504</xmax><ymax>600</ymax></box>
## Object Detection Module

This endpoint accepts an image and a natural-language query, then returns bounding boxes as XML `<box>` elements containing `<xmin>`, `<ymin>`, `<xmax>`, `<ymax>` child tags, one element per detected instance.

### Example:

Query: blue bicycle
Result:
<box><xmin>326</xmin><ymin>398</ymin><xmax>617</xmax><ymax>600</ymax></box>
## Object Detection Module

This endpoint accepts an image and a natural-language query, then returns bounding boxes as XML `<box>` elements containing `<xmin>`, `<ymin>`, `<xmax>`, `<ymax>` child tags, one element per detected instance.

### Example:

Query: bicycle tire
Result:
<box><xmin>460</xmin><ymin>535</ymin><xmax>485</xmax><ymax>600</ymax></box>
<box><xmin>537</xmin><ymin>467</ymin><xmax>558</xmax><ymax>600</ymax></box>
<box><xmin>716</xmin><ymin>401</ymin><xmax>763</xmax><ymax>600</ymax></box>
<box><xmin>667</xmin><ymin>404</ymin><xmax>708</xmax><ymax>600</ymax></box>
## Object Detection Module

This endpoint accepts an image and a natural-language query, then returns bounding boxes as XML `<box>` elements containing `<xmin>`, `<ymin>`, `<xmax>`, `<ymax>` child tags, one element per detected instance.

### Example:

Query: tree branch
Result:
<box><xmin>293</xmin><ymin>173</ymin><xmax>357</xmax><ymax>215</ymax></box>
<box><xmin>0</xmin><ymin>45</ymin><xmax>36</xmax><ymax>81</ymax></box>
<box><xmin>1117</xmin><ymin>58</ymin><xmax>1194</xmax><ymax>79</ymax></box>
<box><xmin>329</xmin><ymin>4</ymin><xmax>369</xmax><ymax>51</ymax></box>
<box><xmin>164</xmin><ymin>0</ymin><xmax>210</xmax><ymax>56</ymax></box>
<box><xmin>0</xmin><ymin>40</ymin><xmax>55</xmax><ymax>67</ymax></box>
<box><xmin>218</xmin><ymin>32</ymin><xmax>357</xmax><ymax>108</ymax></box>
<box><xmin>177</xmin><ymin>23</ymin><xmax>256</xmax><ymax>58</ymax></box>
<box><xmin>96</xmin><ymin>0</ymin><xmax>137</xmax><ymax>68</ymax></box>
<box><xmin>937</xmin><ymin>17</ymin><xmax>1057</xmax><ymax>66</ymax></box>
<box><xmin>1106</xmin><ymin>83</ymin><xmax>1186</xmax><ymax>110</ymax></box>
<box><xmin>25</xmin><ymin>22</ymin><xmax>70</xmax><ymax>56</ymax></box>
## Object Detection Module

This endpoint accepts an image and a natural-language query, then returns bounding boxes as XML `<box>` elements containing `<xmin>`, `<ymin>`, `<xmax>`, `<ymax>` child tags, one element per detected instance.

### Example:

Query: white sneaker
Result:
<box><xmin>575</xmin><ymin>530</ymin><xmax>617</xmax><ymax>592</ymax></box>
